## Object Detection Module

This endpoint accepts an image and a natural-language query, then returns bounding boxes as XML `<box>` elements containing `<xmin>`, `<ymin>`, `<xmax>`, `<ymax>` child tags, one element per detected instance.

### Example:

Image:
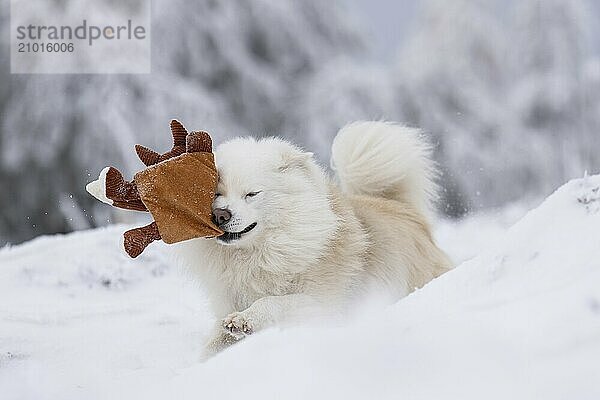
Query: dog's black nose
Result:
<box><xmin>213</xmin><ymin>208</ymin><xmax>232</xmax><ymax>226</ymax></box>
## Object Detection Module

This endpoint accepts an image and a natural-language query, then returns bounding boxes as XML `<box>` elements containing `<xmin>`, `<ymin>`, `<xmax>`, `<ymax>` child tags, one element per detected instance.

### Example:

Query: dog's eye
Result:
<box><xmin>245</xmin><ymin>191</ymin><xmax>261</xmax><ymax>199</ymax></box>
<box><xmin>215</xmin><ymin>193</ymin><xmax>222</xmax><ymax>198</ymax></box>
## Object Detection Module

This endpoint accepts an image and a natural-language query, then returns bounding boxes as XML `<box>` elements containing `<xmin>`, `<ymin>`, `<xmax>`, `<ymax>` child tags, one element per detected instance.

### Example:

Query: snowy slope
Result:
<box><xmin>1</xmin><ymin>175</ymin><xmax>599</xmax><ymax>400</ymax></box>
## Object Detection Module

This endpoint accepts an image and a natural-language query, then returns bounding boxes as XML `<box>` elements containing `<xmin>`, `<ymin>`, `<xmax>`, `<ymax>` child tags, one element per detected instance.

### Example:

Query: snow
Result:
<box><xmin>1</xmin><ymin>175</ymin><xmax>600</xmax><ymax>399</ymax></box>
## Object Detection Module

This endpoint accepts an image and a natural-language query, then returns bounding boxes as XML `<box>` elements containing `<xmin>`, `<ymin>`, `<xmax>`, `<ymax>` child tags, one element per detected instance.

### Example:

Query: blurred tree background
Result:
<box><xmin>1</xmin><ymin>0</ymin><xmax>599</xmax><ymax>244</ymax></box>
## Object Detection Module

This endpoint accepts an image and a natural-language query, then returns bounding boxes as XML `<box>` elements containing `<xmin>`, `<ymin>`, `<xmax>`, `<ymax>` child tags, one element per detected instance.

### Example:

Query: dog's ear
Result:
<box><xmin>279</xmin><ymin>150</ymin><xmax>314</xmax><ymax>172</ymax></box>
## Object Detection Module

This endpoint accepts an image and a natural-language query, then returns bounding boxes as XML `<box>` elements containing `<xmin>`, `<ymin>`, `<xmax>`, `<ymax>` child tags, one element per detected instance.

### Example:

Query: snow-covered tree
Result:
<box><xmin>297</xmin><ymin>59</ymin><xmax>400</xmax><ymax>162</ymax></box>
<box><xmin>395</xmin><ymin>0</ymin><xmax>515</xmax><ymax>210</ymax></box>
<box><xmin>0</xmin><ymin>0</ymin><xmax>363</xmax><ymax>244</ymax></box>
<box><xmin>396</xmin><ymin>0</ymin><xmax>599</xmax><ymax>210</ymax></box>
<box><xmin>2</xmin><ymin>0</ymin><xmax>599</xmax><ymax>243</ymax></box>
<box><xmin>509</xmin><ymin>0</ymin><xmax>597</xmax><ymax>183</ymax></box>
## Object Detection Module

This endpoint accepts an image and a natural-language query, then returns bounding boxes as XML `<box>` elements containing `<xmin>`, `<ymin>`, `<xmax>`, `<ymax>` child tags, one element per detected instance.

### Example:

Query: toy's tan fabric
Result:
<box><xmin>134</xmin><ymin>152</ymin><xmax>223</xmax><ymax>244</ymax></box>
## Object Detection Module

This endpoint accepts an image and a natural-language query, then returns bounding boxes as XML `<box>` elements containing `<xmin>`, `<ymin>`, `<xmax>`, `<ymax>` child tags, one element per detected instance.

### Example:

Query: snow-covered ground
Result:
<box><xmin>1</xmin><ymin>175</ymin><xmax>599</xmax><ymax>400</ymax></box>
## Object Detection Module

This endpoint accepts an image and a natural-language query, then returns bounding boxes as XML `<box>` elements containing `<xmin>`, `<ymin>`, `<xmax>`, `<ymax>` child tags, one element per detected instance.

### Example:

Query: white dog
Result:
<box><xmin>174</xmin><ymin>121</ymin><xmax>452</xmax><ymax>355</ymax></box>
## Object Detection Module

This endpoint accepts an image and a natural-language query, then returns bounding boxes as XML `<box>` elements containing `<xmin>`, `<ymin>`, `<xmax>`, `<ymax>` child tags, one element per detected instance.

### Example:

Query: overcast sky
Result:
<box><xmin>344</xmin><ymin>0</ymin><xmax>600</xmax><ymax>59</ymax></box>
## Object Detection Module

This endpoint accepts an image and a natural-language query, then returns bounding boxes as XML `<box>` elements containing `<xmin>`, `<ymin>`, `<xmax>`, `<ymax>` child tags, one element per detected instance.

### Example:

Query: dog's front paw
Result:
<box><xmin>202</xmin><ymin>331</ymin><xmax>239</xmax><ymax>359</ymax></box>
<box><xmin>222</xmin><ymin>312</ymin><xmax>254</xmax><ymax>339</ymax></box>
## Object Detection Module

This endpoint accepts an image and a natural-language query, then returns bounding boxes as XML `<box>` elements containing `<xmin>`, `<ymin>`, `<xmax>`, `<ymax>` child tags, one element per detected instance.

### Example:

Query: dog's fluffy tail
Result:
<box><xmin>330</xmin><ymin>121</ymin><xmax>437</xmax><ymax>219</ymax></box>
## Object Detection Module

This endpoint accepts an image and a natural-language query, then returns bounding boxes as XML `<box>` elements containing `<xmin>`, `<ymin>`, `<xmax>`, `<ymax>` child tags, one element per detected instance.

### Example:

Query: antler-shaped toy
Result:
<box><xmin>135</xmin><ymin>119</ymin><xmax>188</xmax><ymax>166</ymax></box>
<box><xmin>86</xmin><ymin>120</ymin><xmax>222</xmax><ymax>258</ymax></box>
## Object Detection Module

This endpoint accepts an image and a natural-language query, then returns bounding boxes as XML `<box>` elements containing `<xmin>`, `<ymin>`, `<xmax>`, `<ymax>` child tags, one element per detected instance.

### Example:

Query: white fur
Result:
<box><xmin>175</xmin><ymin>121</ymin><xmax>451</xmax><ymax>356</ymax></box>
<box><xmin>331</xmin><ymin>121</ymin><xmax>437</xmax><ymax>220</ymax></box>
<box><xmin>85</xmin><ymin>167</ymin><xmax>113</xmax><ymax>205</ymax></box>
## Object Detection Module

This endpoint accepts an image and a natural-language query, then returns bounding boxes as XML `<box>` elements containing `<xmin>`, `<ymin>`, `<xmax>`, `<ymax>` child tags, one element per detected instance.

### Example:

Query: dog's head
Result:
<box><xmin>211</xmin><ymin>137</ymin><xmax>329</xmax><ymax>247</ymax></box>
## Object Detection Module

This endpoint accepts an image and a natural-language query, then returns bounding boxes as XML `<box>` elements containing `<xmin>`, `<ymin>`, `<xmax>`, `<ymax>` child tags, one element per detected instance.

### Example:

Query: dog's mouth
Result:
<box><xmin>217</xmin><ymin>222</ymin><xmax>258</xmax><ymax>243</ymax></box>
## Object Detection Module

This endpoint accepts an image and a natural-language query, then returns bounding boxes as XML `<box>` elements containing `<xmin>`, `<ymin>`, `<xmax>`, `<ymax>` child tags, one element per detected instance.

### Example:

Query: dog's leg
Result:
<box><xmin>202</xmin><ymin>327</ymin><xmax>241</xmax><ymax>359</ymax></box>
<box><xmin>222</xmin><ymin>294</ymin><xmax>321</xmax><ymax>339</ymax></box>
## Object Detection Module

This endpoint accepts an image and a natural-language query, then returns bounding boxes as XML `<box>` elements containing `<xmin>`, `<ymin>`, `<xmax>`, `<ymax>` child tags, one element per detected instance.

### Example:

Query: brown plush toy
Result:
<box><xmin>86</xmin><ymin>120</ymin><xmax>223</xmax><ymax>258</ymax></box>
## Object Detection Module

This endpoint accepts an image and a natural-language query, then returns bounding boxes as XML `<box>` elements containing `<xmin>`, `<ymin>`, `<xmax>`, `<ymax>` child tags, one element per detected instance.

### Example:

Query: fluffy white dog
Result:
<box><xmin>175</xmin><ymin>121</ymin><xmax>452</xmax><ymax>355</ymax></box>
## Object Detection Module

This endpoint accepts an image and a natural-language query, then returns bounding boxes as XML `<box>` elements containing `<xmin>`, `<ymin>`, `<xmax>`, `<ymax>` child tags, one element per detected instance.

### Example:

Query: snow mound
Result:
<box><xmin>1</xmin><ymin>176</ymin><xmax>600</xmax><ymax>399</ymax></box>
